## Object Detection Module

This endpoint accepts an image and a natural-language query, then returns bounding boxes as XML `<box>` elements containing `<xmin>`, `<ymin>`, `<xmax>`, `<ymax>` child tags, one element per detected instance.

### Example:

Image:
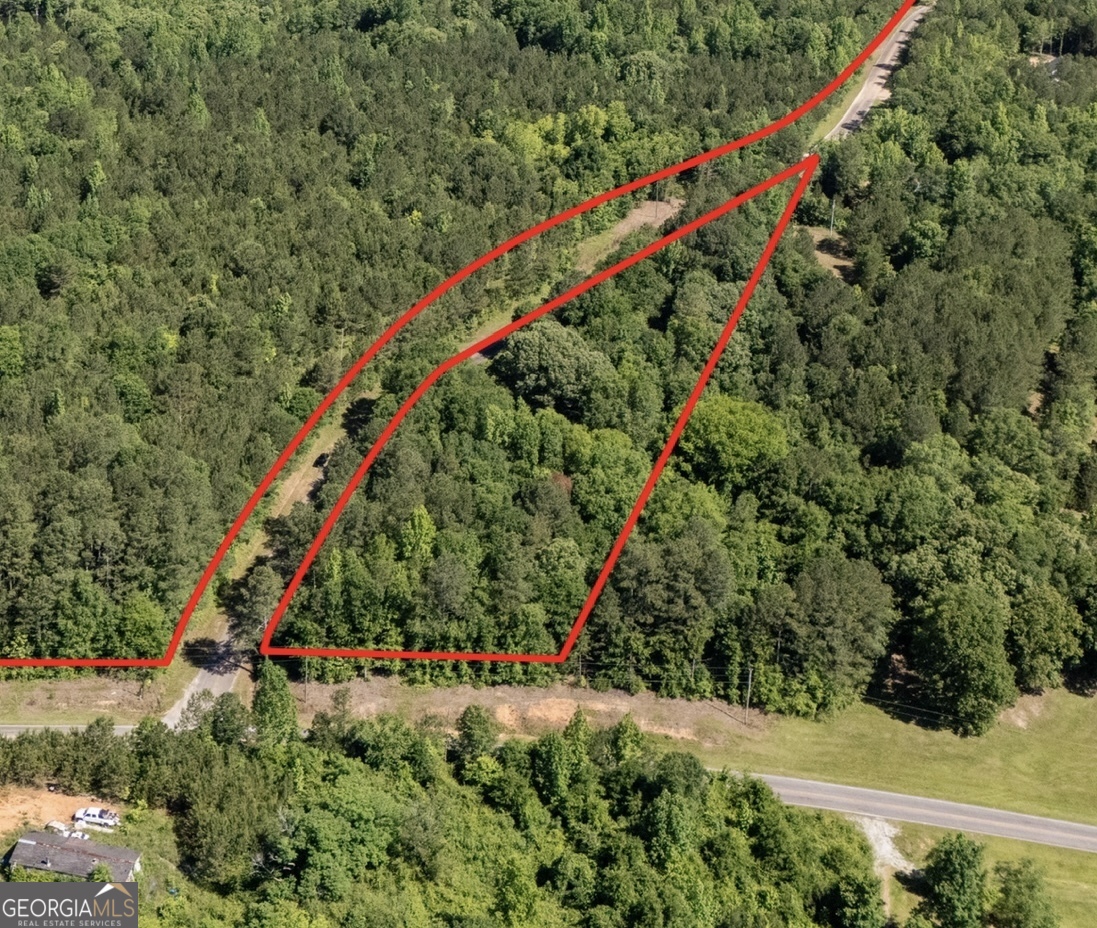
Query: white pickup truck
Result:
<box><xmin>72</xmin><ymin>807</ymin><xmax>120</xmax><ymax>829</ymax></box>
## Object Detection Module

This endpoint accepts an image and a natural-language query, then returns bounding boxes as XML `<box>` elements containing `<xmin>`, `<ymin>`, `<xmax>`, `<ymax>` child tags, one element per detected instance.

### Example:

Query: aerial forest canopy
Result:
<box><xmin>3</xmin><ymin>0</ymin><xmax>1097</xmax><ymax>734</ymax></box>
<box><xmin>0</xmin><ymin>699</ymin><xmax>892</xmax><ymax>927</ymax></box>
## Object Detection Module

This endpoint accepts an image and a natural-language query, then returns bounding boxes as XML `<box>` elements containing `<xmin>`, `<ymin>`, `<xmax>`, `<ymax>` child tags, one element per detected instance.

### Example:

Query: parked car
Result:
<box><xmin>46</xmin><ymin>820</ymin><xmax>89</xmax><ymax>839</ymax></box>
<box><xmin>73</xmin><ymin>807</ymin><xmax>120</xmax><ymax>828</ymax></box>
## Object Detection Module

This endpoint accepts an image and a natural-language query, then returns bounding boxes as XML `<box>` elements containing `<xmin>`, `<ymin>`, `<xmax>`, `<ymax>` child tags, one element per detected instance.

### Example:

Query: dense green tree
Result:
<box><xmin>989</xmin><ymin>859</ymin><xmax>1060</xmax><ymax>928</ymax></box>
<box><xmin>210</xmin><ymin>693</ymin><xmax>252</xmax><ymax>748</ymax></box>
<box><xmin>912</xmin><ymin>583</ymin><xmax>1018</xmax><ymax>735</ymax></box>
<box><xmin>678</xmin><ymin>394</ymin><xmax>789</xmax><ymax>489</ymax></box>
<box><xmin>788</xmin><ymin>555</ymin><xmax>897</xmax><ymax>709</ymax></box>
<box><xmin>235</xmin><ymin>565</ymin><xmax>286</xmax><ymax>651</ymax></box>
<box><xmin>252</xmin><ymin>660</ymin><xmax>298</xmax><ymax>747</ymax></box>
<box><xmin>917</xmin><ymin>833</ymin><xmax>988</xmax><ymax>928</ymax></box>
<box><xmin>453</xmin><ymin>704</ymin><xmax>499</xmax><ymax>776</ymax></box>
<box><xmin>1007</xmin><ymin>583</ymin><xmax>1083</xmax><ymax>692</ymax></box>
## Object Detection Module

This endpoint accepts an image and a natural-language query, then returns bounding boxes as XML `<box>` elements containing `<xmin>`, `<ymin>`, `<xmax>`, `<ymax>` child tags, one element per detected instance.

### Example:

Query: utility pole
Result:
<box><xmin>829</xmin><ymin>195</ymin><xmax>836</xmax><ymax>233</ymax></box>
<box><xmin>743</xmin><ymin>665</ymin><xmax>753</xmax><ymax>726</ymax></box>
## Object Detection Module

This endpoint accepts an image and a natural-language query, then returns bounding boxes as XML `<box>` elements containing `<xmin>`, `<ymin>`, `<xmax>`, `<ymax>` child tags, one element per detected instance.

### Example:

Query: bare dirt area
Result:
<box><xmin>0</xmin><ymin>787</ymin><xmax>104</xmax><ymax>838</ymax></box>
<box><xmin>575</xmin><ymin>198</ymin><xmax>685</xmax><ymax>274</ymax></box>
<box><xmin>1000</xmin><ymin>693</ymin><xmax>1048</xmax><ymax>730</ymax></box>
<box><xmin>610</xmin><ymin>198</ymin><xmax>685</xmax><ymax>241</ymax></box>
<box><xmin>293</xmin><ymin>676</ymin><xmax>763</xmax><ymax>746</ymax></box>
<box><xmin>852</xmin><ymin>816</ymin><xmax>912</xmax><ymax>872</ymax></box>
<box><xmin>806</xmin><ymin>226</ymin><xmax>854</xmax><ymax>280</ymax></box>
<box><xmin>849</xmin><ymin>816</ymin><xmax>912</xmax><ymax>918</ymax></box>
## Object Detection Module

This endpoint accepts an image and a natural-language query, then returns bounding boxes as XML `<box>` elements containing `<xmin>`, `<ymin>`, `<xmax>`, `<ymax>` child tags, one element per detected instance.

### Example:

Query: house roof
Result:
<box><xmin>9</xmin><ymin>831</ymin><xmax>140</xmax><ymax>882</ymax></box>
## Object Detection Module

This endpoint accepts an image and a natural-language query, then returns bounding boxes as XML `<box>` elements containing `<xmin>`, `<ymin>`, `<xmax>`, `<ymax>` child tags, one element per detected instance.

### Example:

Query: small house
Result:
<box><xmin>8</xmin><ymin>831</ymin><xmax>141</xmax><ymax>881</ymax></box>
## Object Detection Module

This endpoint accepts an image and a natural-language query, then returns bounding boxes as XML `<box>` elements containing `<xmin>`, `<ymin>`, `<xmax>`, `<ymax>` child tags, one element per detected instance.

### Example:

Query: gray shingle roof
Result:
<box><xmin>9</xmin><ymin>831</ymin><xmax>140</xmax><ymax>882</ymax></box>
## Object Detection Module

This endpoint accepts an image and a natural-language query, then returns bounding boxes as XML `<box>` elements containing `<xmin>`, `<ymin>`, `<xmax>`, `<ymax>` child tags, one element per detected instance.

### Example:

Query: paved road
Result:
<box><xmin>0</xmin><ymin>724</ymin><xmax>135</xmax><ymax>737</ymax></box>
<box><xmin>160</xmin><ymin>640</ymin><xmax>246</xmax><ymax>729</ymax></box>
<box><xmin>760</xmin><ymin>774</ymin><xmax>1097</xmax><ymax>854</ymax></box>
<box><xmin>0</xmin><ymin>719</ymin><xmax>1092</xmax><ymax>855</ymax></box>
<box><xmin>823</xmin><ymin>2</ymin><xmax>931</xmax><ymax>141</ymax></box>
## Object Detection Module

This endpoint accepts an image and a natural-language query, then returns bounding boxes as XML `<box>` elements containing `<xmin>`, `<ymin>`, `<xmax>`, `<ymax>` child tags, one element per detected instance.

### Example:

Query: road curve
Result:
<box><xmin>823</xmin><ymin>2</ymin><xmax>931</xmax><ymax>141</ymax></box>
<box><xmin>759</xmin><ymin>774</ymin><xmax>1097</xmax><ymax>854</ymax></box>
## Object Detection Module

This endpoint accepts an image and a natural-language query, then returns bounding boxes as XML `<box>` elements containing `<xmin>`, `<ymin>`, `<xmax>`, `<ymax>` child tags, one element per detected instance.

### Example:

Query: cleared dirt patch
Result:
<box><xmin>1000</xmin><ymin>693</ymin><xmax>1047</xmax><ymax>730</ymax></box>
<box><xmin>575</xmin><ymin>198</ymin><xmax>685</xmax><ymax>274</ymax></box>
<box><xmin>293</xmin><ymin>677</ymin><xmax>762</xmax><ymax>746</ymax></box>
<box><xmin>852</xmin><ymin>816</ymin><xmax>913</xmax><ymax>872</ymax></box>
<box><xmin>850</xmin><ymin>816</ymin><xmax>913</xmax><ymax>919</ymax></box>
<box><xmin>610</xmin><ymin>198</ymin><xmax>685</xmax><ymax>240</ymax></box>
<box><xmin>806</xmin><ymin>226</ymin><xmax>854</xmax><ymax>280</ymax></box>
<box><xmin>0</xmin><ymin>787</ymin><xmax>107</xmax><ymax>838</ymax></box>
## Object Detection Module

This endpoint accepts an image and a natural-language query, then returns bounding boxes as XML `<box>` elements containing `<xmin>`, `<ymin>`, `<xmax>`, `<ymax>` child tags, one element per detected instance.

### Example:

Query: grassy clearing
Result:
<box><xmin>887</xmin><ymin>821</ymin><xmax>1097</xmax><ymax>928</ymax></box>
<box><xmin>573</xmin><ymin>225</ymin><xmax>620</xmax><ymax>273</ymax></box>
<box><xmin>809</xmin><ymin>67</ymin><xmax>868</xmax><ymax>144</ymax></box>
<box><xmin>0</xmin><ymin>677</ymin><xmax>156</xmax><ymax>726</ymax></box>
<box><xmin>687</xmin><ymin>690</ymin><xmax>1097</xmax><ymax>826</ymax></box>
<box><xmin>94</xmin><ymin>808</ymin><xmax>245</xmax><ymax>924</ymax></box>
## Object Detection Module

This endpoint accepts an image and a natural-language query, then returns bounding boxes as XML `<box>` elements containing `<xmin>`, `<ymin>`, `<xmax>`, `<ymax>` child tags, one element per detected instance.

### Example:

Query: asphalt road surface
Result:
<box><xmin>823</xmin><ymin>2</ymin><xmax>931</xmax><ymax>142</ymax></box>
<box><xmin>160</xmin><ymin>639</ymin><xmax>244</xmax><ymax>729</ymax></box>
<box><xmin>0</xmin><ymin>720</ymin><xmax>1092</xmax><ymax>854</ymax></box>
<box><xmin>0</xmin><ymin>724</ymin><xmax>135</xmax><ymax>737</ymax></box>
<box><xmin>760</xmin><ymin>774</ymin><xmax>1097</xmax><ymax>854</ymax></box>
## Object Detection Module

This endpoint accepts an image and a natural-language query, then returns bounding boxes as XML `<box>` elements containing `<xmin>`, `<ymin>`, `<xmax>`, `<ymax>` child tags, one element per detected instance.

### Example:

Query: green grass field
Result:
<box><xmin>689</xmin><ymin>690</ymin><xmax>1097</xmax><ymax>826</ymax></box>
<box><xmin>671</xmin><ymin>690</ymin><xmax>1097</xmax><ymax>926</ymax></box>
<box><xmin>887</xmin><ymin>821</ymin><xmax>1097</xmax><ymax>928</ymax></box>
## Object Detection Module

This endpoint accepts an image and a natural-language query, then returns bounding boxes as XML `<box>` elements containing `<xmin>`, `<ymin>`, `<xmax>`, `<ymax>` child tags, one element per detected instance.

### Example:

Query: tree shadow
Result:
<box><xmin>895</xmin><ymin>867</ymin><xmax>927</xmax><ymax>897</ymax></box>
<box><xmin>181</xmin><ymin>638</ymin><xmax>221</xmax><ymax>669</ymax></box>
<box><xmin>217</xmin><ymin>554</ymin><xmax>289</xmax><ymax>652</ymax></box>
<box><xmin>865</xmin><ymin>651</ymin><xmax>942</xmax><ymax>731</ymax></box>
<box><xmin>814</xmin><ymin>235</ymin><xmax>848</xmax><ymax>260</ymax></box>
<box><xmin>1063</xmin><ymin>664</ymin><xmax>1097</xmax><ymax>697</ymax></box>
<box><xmin>476</xmin><ymin>339</ymin><xmax>507</xmax><ymax>361</ymax></box>
<box><xmin>343</xmin><ymin>396</ymin><xmax>377</xmax><ymax>441</ymax></box>
<box><xmin>181</xmin><ymin>637</ymin><xmax>242</xmax><ymax>676</ymax></box>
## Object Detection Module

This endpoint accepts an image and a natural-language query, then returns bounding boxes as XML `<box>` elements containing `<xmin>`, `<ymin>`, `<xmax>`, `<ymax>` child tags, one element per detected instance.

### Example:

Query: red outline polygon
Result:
<box><xmin>0</xmin><ymin>0</ymin><xmax>915</xmax><ymax>666</ymax></box>
<box><xmin>260</xmin><ymin>158</ymin><xmax>817</xmax><ymax>662</ymax></box>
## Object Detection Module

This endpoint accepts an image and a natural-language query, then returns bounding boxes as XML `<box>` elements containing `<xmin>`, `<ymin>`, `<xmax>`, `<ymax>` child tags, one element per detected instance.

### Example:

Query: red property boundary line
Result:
<box><xmin>3</xmin><ymin>0</ymin><xmax>914</xmax><ymax>667</ymax></box>
<box><xmin>261</xmin><ymin>157</ymin><xmax>818</xmax><ymax>662</ymax></box>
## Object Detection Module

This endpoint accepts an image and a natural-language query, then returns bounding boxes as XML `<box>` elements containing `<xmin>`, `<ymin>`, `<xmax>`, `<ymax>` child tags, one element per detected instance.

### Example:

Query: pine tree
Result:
<box><xmin>252</xmin><ymin>660</ymin><xmax>298</xmax><ymax>747</ymax></box>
